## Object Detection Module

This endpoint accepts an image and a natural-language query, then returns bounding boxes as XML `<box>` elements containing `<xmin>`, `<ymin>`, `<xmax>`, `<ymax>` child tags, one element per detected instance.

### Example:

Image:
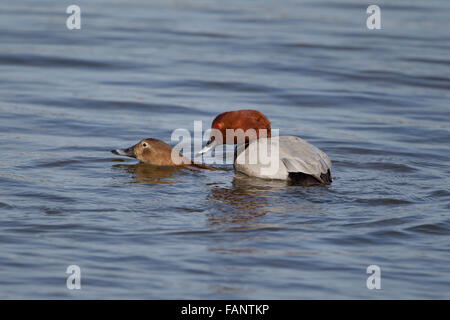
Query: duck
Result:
<box><xmin>112</xmin><ymin>138</ymin><xmax>213</xmax><ymax>170</ymax></box>
<box><xmin>197</xmin><ymin>110</ymin><xmax>332</xmax><ymax>185</ymax></box>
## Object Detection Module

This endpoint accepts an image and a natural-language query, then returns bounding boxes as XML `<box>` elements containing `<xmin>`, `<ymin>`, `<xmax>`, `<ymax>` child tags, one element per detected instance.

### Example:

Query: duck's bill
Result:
<box><xmin>111</xmin><ymin>147</ymin><xmax>136</xmax><ymax>158</ymax></box>
<box><xmin>195</xmin><ymin>139</ymin><xmax>218</xmax><ymax>156</ymax></box>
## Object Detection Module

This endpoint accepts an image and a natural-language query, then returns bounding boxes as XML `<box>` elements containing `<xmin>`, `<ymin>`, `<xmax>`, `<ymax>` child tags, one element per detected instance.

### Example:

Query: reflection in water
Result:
<box><xmin>206</xmin><ymin>173</ymin><xmax>327</xmax><ymax>230</ymax></box>
<box><xmin>112</xmin><ymin>162</ymin><xmax>184</xmax><ymax>184</ymax></box>
<box><xmin>206</xmin><ymin>173</ymin><xmax>289</xmax><ymax>229</ymax></box>
<box><xmin>205</xmin><ymin>174</ymin><xmax>325</xmax><ymax>295</ymax></box>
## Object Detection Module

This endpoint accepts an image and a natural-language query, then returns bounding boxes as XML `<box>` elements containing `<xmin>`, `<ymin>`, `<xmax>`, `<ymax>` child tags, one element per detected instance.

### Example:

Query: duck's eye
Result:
<box><xmin>142</xmin><ymin>143</ymin><xmax>148</xmax><ymax>147</ymax></box>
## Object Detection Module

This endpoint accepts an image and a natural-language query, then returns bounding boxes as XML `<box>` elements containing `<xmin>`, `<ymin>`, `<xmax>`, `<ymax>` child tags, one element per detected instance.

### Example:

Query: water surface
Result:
<box><xmin>0</xmin><ymin>0</ymin><xmax>449</xmax><ymax>299</ymax></box>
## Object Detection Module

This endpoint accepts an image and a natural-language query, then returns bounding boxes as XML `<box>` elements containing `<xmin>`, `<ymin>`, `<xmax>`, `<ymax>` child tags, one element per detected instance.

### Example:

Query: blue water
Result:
<box><xmin>0</xmin><ymin>0</ymin><xmax>449</xmax><ymax>299</ymax></box>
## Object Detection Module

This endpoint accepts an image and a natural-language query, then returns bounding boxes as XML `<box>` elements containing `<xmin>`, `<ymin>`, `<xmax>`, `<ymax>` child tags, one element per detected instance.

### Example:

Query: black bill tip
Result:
<box><xmin>111</xmin><ymin>148</ymin><xmax>136</xmax><ymax>158</ymax></box>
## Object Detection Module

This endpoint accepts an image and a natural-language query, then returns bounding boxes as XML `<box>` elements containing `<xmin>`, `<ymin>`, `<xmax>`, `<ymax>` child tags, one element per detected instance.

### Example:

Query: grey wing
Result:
<box><xmin>279</xmin><ymin>136</ymin><xmax>332</xmax><ymax>183</ymax></box>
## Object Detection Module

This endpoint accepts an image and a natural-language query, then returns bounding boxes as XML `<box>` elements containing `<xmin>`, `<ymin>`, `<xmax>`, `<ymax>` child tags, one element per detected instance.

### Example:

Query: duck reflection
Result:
<box><xmin>112</xmin><ymin>162</ymin><xmax>184</xmax><ymax>184</ymax></box>
<box><xmin>206</xmin><ymin>173</ymin><xmax>289</xmax><ymax>229</ymax></box>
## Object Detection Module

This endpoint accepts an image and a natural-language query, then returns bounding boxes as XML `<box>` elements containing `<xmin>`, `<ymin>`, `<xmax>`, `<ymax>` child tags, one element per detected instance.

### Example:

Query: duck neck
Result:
<box><xmin>233</xmin><ymin>141</ymin><xmax>250</xmax><ymax>161</ymax></box>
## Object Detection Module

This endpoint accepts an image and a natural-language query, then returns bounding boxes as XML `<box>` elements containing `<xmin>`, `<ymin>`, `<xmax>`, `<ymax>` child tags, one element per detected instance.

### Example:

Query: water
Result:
<box><xmin>0</xmin><ymin>0</ymin><xmax>449</xmax><ymax>299</ymax></box>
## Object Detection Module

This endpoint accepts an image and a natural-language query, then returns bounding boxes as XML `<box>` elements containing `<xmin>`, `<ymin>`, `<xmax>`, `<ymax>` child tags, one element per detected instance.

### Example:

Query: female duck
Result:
<box><xmin>112</xmin><ymin>138</ymin><xmax>212</xmax><ymax>170</ymax></box>
<box><xmin>197</xmin><ymin>110</ymin><xmax>332</xmax><ymax>185</ymax></box>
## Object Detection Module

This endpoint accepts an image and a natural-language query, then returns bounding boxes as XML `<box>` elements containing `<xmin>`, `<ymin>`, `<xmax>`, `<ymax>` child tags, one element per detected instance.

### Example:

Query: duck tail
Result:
<box><xmin>282</xmin><ymin>158</ymin><xmax>332</xmax><ymax>185</ymax></box>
